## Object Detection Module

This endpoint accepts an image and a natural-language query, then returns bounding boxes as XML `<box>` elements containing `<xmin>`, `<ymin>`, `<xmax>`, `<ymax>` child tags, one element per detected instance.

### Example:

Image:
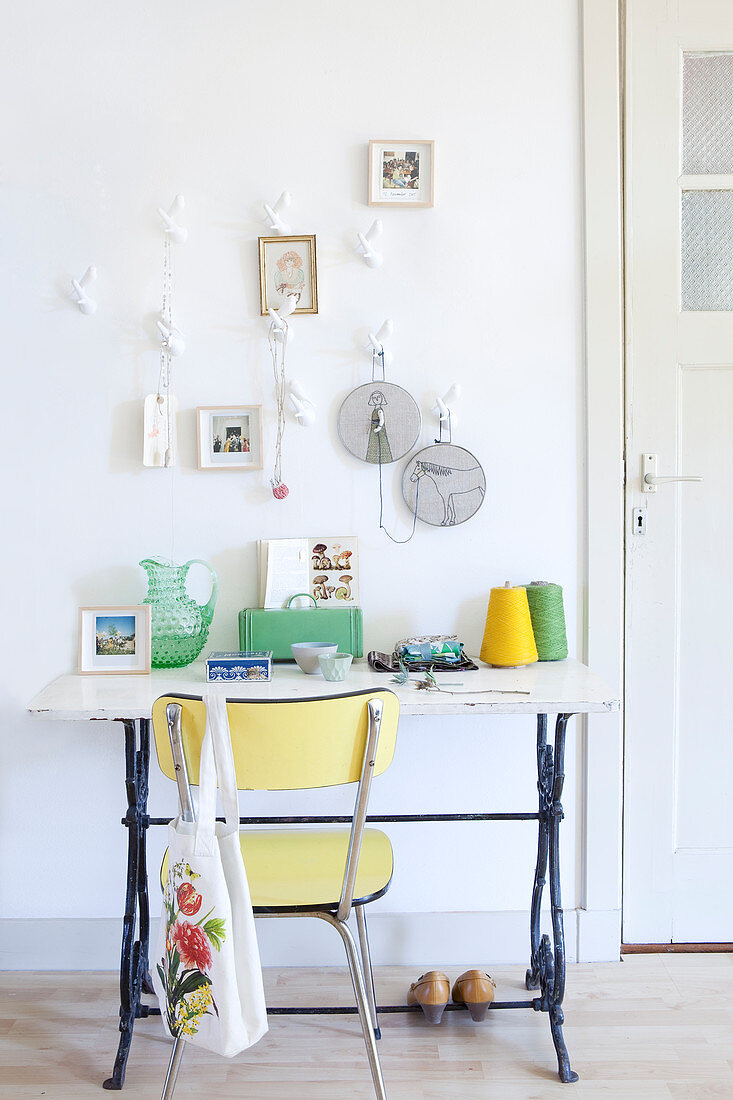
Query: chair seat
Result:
<box><xmin>161</xmin><ymin>828</ymin><xmax>393</xmax><ymax>911</ymax></box>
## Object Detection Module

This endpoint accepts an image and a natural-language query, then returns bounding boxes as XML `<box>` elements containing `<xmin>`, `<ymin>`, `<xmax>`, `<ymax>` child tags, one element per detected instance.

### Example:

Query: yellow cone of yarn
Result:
<box><xmin>480</xmin><ymin>583</ymin><xmax>539</xmax><ymax>667</ymax></box>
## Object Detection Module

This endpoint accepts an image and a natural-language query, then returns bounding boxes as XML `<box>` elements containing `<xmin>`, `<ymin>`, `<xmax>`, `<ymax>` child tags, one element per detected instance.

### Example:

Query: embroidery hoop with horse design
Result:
<box><xmin>402</xmin><ymin>443</ymin><xmax>486</xmax><ymax>527</ymax></box>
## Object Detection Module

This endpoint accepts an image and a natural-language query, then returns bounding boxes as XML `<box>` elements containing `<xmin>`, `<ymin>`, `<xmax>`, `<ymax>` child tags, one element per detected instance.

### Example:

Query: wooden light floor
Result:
<box><xmin>2</xmin><ymin>955</ymin><xmax>733</xmax><ymax>1098</ymax></box>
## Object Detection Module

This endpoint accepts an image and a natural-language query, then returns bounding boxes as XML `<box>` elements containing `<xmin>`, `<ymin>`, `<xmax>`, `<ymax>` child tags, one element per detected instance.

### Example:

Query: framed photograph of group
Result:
<box><xmin>197</xmin><ymin>405</ymin><xmax>263</xmax><ymax>470</ymax></box>
<box><xmin>368</xmin><ymin>140</ymin><xmax>435</xmax><ymax>207</ymax></box>
<box><xmin>78</xmin><ymin>605</ymin><xmax>152</xmax><ymax>675</ymax></box>
<box><xmin>258</xmin><ymin>235</ymin><xmax>318</xmax><ymax>315</ymax></box>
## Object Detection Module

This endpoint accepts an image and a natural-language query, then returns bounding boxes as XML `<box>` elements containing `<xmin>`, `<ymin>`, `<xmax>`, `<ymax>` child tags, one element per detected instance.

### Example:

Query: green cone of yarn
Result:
<box><xmin>524</xmin><ymin>582</ymin><xmax>568</xmax><ymax>661</ymax></box>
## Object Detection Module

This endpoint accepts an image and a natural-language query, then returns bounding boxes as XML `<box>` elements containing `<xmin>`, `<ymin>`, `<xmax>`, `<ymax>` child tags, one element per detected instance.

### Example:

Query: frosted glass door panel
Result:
<box><xmin>683</xmin><ymin>53</ymin><xmax>733</xmax><ymax>174</ymax></box>
<box><xmin>681</xmin><ymin>191</ymin><xmax>733</xmax><ymax>311</ymax></box>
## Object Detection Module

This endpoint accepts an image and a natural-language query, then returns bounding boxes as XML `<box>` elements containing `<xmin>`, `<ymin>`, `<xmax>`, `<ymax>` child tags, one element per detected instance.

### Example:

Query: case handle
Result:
<box><xmin>286</xmin><ymin>592</ymin><xmax>318</xmax><ymax>609</ymax></box>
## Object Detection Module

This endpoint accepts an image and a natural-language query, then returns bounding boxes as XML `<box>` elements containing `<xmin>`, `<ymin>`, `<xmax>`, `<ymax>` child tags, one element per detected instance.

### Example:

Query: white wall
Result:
<box><xmin>0</xmin><ymin>0</ymin><xmax>591</xmax><ymax>966</ymax></box>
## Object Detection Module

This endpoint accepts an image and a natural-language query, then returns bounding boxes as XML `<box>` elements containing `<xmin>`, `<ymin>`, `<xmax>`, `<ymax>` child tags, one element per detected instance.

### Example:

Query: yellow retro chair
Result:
<box><xmin>151</xmin><ymin>688</ymin><xmax>399</xmax><ymax>1100</ymax></box>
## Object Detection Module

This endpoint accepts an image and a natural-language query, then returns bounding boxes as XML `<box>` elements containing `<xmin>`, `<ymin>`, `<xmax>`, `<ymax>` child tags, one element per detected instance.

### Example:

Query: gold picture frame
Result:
<box><xmin>368</xmin><ymin>140</ymin><xmax>435</xmax><ymax>207</ymax></box>
<box><xmin>258</xmin><ymin>234</ymin><xmax>318</xmax><ymax>315</ymax></box>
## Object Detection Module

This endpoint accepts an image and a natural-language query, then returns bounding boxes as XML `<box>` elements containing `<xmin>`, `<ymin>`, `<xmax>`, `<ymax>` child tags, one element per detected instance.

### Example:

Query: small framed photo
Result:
<box><xmin>258</xmin><ymin>235</ymin><xmax>318</xmax><ymax>315</ymax></box>
<box><xmin>197</xmin><ymin>405</ymin><xmax>263</xmax><ymax>470</ymax></box>
<box><xmin>369</xmin><ymin>140</ymin><xmax>435</xmax><ymax>207</ymax></box>
<box><xmin>78</xmin><ymin>606</ymin><xmax>151</xmax><ymax>675</ymax></box>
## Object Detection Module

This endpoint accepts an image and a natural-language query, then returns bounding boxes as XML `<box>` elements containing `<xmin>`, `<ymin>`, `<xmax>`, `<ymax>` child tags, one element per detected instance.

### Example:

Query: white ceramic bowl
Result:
<box><xmin>291</xmin><ymin>641</ymin><xmax>338</xmax><ymax>674</ymax></box>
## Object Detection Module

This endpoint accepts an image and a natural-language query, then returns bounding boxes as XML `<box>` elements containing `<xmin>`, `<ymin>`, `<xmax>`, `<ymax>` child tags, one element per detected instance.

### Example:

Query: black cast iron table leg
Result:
<box><xmin>526</xmin><ymin>714</ymin><xmax>549</xmax><ymax>990</ymax></box>
<box><xmin>526</xmin><ymin>712</ymin><xmax>578</xmax><ymax>1084</ymax></box>
<box><xmin>104</xmin><ymin>718</ymin><xmax>154</xmax><ymax>1090</ymax></box>
<box><xmin>136</xmin><ymin>719</ymin><xmax>154</xmax><ymax>997</ymax></box>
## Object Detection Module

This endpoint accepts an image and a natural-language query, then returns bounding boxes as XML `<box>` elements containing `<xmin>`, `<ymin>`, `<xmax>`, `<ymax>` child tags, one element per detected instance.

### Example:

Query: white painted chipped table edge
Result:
<box><xmin>28</xmin><ymin>657</ymin><xmax>618</xmax><ymax>721</ymax></box>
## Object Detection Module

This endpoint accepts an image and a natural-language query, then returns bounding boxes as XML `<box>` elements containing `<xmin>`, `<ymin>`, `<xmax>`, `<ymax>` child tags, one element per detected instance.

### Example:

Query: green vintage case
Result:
<box><xmin>238</xmin><ymin>606</ymin><xmax>363</xmax><ymax>661</ymax></box>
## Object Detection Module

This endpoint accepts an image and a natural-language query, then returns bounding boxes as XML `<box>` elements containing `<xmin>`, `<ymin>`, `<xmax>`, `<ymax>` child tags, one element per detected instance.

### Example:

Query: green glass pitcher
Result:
<box><xmin>140</xmin><ymin>557</ymin><xmax>218</xmax><ymax>668</ymax></box>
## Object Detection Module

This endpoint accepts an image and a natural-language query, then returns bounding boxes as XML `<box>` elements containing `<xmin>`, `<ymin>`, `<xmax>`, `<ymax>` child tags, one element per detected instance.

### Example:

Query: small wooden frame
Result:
<box><xmin>78</xmin><ymin>605</ymin><xmax>151</xmax><ymax>675</ymax></box>
<box><xmin>368</xmin><ymin>140</ymin><xmax>435</xmax><ymax>207</ymax></box>
<box><xmin>197</xmin><ymin>405</ymin><xmax>263</xmax><ymax>470</ymax></box>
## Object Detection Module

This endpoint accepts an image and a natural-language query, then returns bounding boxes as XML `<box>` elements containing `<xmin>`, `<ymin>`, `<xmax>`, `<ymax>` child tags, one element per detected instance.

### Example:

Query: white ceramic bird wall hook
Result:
<box><xmin>267</xmin><ymin>294</ymin><xmax>297</xmax><ymax>341</ymax></box>
<box><xmin>366</xmin><ymin>318</ymin><xmax>393</xmax><ymax>369</ymax></box>
<box><xmin>289</xmin><ymin>379</ymin><xmax>316</xmax><ymax>427</ymax></box>
<box><xmin>435</xmin><ymin>382</ymin><xmax>461</xmax><ymax>421</ymax></box>
<box><xmin>434</xmin><ymin>383</ymin><xmax>461</xmax><ymax>442</ymax></box>
<box><xmin>356</xmin><ymin>219</ymin><xmax>383</xmax><ymax>268</ymax></box>
<box><xmin>156</xmin><ymin>320</ymin><xmax>186</xmax><ymax>357</ymax></box>
<box><xmin>157</xmin><ymin>194</ymin><xmax>187</xmax><ymax>243</ymax></box>
<box><xmin>263</xmin><ymin>191</ymin><xmax>292</xmax><ymax>235</ymax></box>
<box><xmin>71</xmin><ymin>265</ymin><xmax>98</xmax><ymax>315</ymax></box>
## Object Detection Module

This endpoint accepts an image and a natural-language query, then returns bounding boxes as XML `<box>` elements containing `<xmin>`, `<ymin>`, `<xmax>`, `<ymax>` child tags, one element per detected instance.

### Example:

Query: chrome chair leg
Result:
<box><xmin>319</xmin><ymin>913</ymin><xmax>387</xmax><ymax>1100</ymax></box>
<box><xmin>355</xmin><ymin>905</ymin><xmax>381</xmax><ymax>1039</ymax></box>
<box><xmin>161</xmin><ymin>1036</ymin><xmax>186</xmax><ymax>1100</ymax></box>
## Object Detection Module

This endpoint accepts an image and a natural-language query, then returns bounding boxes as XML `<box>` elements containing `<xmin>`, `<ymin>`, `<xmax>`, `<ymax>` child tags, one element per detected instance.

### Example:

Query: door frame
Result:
<box><xmin>578</xmin><ymin>0</ymin><xmax>625</xmax><ymax>957</ymax></box>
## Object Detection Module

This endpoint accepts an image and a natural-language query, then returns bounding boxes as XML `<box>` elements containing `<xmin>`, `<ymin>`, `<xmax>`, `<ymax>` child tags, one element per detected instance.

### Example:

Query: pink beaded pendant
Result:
<box><xmin>271</xmin><ymin>481</ymin><xmax>289</xmax><ymax>500</ymax></box>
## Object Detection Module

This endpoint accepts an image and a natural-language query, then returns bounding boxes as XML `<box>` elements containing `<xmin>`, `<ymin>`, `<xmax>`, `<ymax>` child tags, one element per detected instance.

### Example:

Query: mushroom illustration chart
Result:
<box><xmin>306</xmin><ymin>537</ymin><xmax>359</xmax><ymax>604</ymax></box>
<box><xmin>258</xmin><ymin>537</ymin><xmax>359</xmax><ymax>607</ymax></box>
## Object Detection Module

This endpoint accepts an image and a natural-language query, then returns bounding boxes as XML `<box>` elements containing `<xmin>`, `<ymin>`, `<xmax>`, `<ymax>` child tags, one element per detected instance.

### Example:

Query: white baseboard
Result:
<box><xmin>0</xmin><ymin>909</ymin><xmax>625</xmax><ymax>971</ymax></box>
<box><xmin>575</xmin><ymin>907</ymin><xmax>622</xmax><ymax>962</ymax></box>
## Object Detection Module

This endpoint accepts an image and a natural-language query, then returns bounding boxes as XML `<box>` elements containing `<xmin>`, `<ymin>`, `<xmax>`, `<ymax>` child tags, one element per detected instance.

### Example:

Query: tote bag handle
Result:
<box><xmin>194</xmin><ymin>691</ymin><xmax>240</xmax><ymax>857</ymax></box>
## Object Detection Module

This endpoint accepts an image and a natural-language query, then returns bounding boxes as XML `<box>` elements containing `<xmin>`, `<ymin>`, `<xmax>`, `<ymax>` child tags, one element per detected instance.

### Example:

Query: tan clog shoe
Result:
<box><xmin>451</xmin><ymin>969</ymin><xmax>497</xmax><ymax>1022</ymax></box>
<box><xmin>407</xmin><ymin>970</ymin><xmax>451</xmax><ymax>1024</ymax></box>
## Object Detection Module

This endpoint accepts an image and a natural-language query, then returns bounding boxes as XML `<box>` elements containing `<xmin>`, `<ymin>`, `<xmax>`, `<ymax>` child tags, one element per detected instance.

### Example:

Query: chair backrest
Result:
<box><xmin>151</xmin><ymin>689</ymin><xmax>399</xmax><ymax>791</ymax></box>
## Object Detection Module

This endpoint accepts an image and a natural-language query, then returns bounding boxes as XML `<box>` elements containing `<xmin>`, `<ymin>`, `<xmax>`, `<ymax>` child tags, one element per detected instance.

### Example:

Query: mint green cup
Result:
<box><xmin>318</xmin><ymin>652</ymin><xmax>353</xmax><ymax>681</ymax></box>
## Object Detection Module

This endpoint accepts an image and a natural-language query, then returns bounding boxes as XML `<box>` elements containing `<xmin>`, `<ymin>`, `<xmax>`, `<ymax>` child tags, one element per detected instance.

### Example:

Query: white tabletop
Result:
<box><xmin>27</xmin><ymin>658</ymin><xmax>619</xmax><ymax>721</ymax></box>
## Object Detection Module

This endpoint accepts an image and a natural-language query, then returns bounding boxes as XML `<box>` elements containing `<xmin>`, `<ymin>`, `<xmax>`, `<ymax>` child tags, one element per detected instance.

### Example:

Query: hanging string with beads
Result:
<box><xmin>155</xmin><ymin>236</ymin><xmax>174</xmax><ymax>466</ymax></box>
<box><xmin>268</xmin><ymin>320</ymin><xmax>289</xmax><ymax>499</ymax></box>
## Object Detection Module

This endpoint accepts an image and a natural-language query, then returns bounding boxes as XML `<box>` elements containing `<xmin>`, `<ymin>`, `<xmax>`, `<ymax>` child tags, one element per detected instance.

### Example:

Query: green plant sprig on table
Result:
<box><xmin>393</xmin><ymin>663</ymin><xmax>530</xmax><ymax>696</ymax></box>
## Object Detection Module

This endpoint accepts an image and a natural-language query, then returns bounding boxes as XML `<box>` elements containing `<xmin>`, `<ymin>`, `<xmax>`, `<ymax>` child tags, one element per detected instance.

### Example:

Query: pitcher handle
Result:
<box><xmin>185</xmin><ymin>559</ymin><xmax>218</xmax><ymax>624</ymax></box>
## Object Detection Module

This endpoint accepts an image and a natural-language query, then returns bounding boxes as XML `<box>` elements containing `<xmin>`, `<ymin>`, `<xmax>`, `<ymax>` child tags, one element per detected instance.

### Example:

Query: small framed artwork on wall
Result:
<box><xmin>78</xmin><ymin>606</ymin><xmax>152</xmax><ymax>675</ymax></box>
<box><xmin>258</xmin><ymin>235</ymin><xmax>318</xmax><ymax>315</ymax></box>
<box><xmin>197</xmin><ymin>405</ymin><xmax>263</xmax><ymax>470</ymax></box>
<box><xmin>369</xmin><ymin>140</ymin><xmax>435</xmax><ymax>207</ymax></box>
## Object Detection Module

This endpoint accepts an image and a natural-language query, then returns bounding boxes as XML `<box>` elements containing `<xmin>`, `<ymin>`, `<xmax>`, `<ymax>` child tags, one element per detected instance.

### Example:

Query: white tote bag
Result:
<box><xmin>153</xmin><ymin>690</ymin><xmax>268</xmax><ymax>1057</ymax></box>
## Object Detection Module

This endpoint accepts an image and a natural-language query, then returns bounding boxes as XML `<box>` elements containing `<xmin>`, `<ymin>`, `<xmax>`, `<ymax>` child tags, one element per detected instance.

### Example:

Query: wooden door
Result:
<box><xmin>624</xmin><ymin>0</ymin><xmax>733</xmax><ymax>943</ymax></box>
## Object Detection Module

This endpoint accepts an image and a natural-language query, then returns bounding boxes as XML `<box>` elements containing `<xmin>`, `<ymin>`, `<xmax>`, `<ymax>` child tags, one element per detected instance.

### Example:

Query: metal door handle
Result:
<box><xmin>644</xmin><ymin>474</ymin><xmax>703</xmax><ymax>484</ymax></box>
<box><xmin>642</xmin><ymin>453</ymin><xmax>703</xmax><ymax>493</ymax></box>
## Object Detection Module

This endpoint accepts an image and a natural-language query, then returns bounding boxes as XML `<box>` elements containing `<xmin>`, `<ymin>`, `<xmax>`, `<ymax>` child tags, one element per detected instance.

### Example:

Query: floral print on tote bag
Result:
<box><xmin>157</xmin><ymin>859</ymin><xmax>227</xmax><ymax>1038</ymax></box>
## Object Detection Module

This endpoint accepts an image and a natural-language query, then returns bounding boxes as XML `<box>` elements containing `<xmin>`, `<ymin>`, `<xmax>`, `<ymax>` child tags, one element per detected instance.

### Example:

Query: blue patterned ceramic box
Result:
<box><xmin>205</xmin><ymin>651</ymin><xmax>273</xmax><ymax>682</ymax></box>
